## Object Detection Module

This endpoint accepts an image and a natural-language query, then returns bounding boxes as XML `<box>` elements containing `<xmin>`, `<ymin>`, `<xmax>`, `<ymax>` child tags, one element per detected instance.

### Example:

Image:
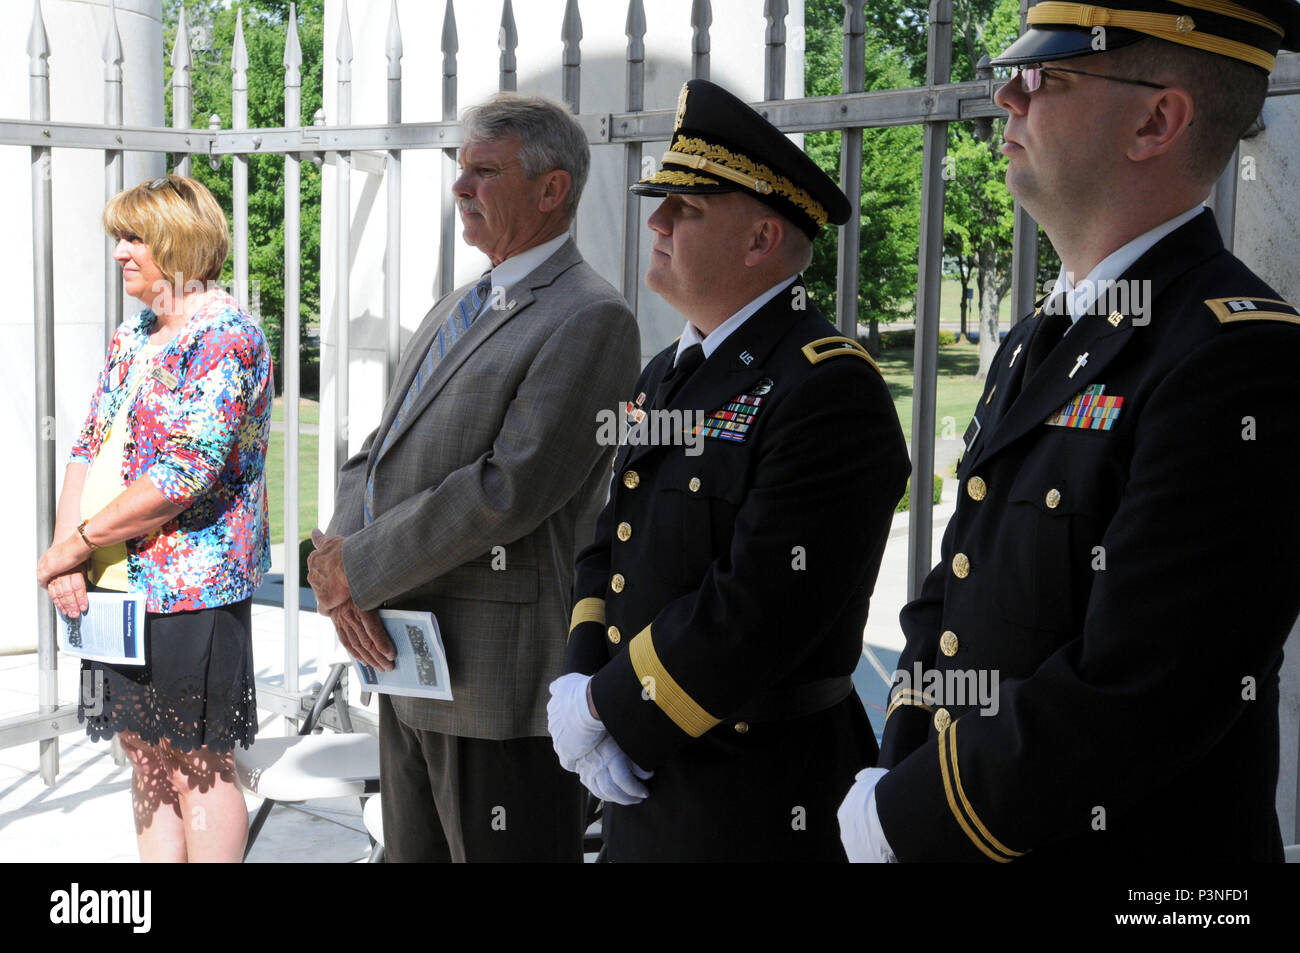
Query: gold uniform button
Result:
<box><xmin>934</xmin><ymin>707</ymin><xmax>952</xmax><ymax>731</ymax></box>
<box><xmin>688</xmin><ymin>477</ymin><xmax>702</xmax><ymax>493</ymax></box>
<box><xmin>940</xmin><ymin>630</ymin><xmax>959</xmax><ymax>657</ymax></box>
<box><xmin>607</xmin><ymin>625</ymin><xmax>621</xmax><ymax>644</ymax></box>
<box><xmin>966</xmin><ymin>476</ymin><xmax>987</xmax><ymax>501</ymax></box>
<box><xmin>616</xmin><ymin>522</ymin><xmax>632</xmax><ymax>542</ymax></box>
<box><xmin>610</xmin><ymin>573</ymin><xmax>625</xmax><ymax>593</ymax></box>
<box><xmin>1045</xmin><ymin>488</ymin><xmax>1061</xmax><ymax>509</ymax></box>
<box><xmin>733</xmin><ymin>721</ymin><xmax>749</xmax><ymax>734</ymax></box>
<box><xmin>623</xmin><ymin>470</ymin><xmax>640</xmax><ymax>490</ymax></box>
<box><xmin>952</xmin><ymin>553</ymin><xmax>970</xmax><ymax>579</ymax></box>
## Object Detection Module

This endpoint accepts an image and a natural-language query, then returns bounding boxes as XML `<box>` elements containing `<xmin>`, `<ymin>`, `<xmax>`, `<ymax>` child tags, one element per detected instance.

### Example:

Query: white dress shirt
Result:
<box><xmin>672</xmin><ymin>274</ymin><xmax>802</xmax><ymax>366</ymax></box>
<box><xmin>1050</xmin><ymin>204</ymin><xmax>1206</xmax><ymax>324</ymax></box>
<box><xmin>488</xmin><ymin>232</ymin><xmax>571</xmax><ymax>301</ymax></box>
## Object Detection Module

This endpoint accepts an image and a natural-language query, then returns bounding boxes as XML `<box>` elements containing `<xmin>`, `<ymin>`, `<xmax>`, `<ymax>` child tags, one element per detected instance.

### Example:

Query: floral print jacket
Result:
<box><xmin>70</xmin><ymin>292</ymin><xmax>272</xmax><ymax>612</ymax></box>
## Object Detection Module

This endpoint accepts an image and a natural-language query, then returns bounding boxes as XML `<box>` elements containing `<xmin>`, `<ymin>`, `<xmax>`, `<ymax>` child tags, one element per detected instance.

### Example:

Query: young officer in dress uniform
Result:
<box><xmin>839</xmin><ymin>0</ymin><xmax>1300</xmax><ymax>862</ymax></box>
<box><xmin>547</xmin><ymin>79</ymin><xmax>911</xmax><ymax>861</ymax></box>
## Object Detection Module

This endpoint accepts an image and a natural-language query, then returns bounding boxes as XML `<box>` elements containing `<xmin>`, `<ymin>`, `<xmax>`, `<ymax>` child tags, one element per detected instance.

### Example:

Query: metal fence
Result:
<box><xmin>2</xmin><ymin>0</ymin><xmax>1297</xmax><ymax>789</ymax></box>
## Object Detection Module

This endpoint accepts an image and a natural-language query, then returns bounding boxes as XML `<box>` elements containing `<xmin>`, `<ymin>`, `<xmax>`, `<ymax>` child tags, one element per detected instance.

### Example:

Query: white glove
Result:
<box><xmin>837</xmin><ymin>767</ymin><xmax>897</xmax><ymax>863</ymax></box>
<box><xmin>574</xmin><ymin>734</ymin><xmax>653</xmax><ymax>806</ymax></box>
<box><xmin>547</xmin><ymin>672</ymin><xmax>605</xmax><ymax>771</ymax></box>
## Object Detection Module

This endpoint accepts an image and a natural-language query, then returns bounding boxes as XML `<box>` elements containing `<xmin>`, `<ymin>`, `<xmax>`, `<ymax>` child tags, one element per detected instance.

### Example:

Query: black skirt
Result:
<box><xmin>79</xmin><ymin>596</ymin><xmax>257</xmax><ymax>754</ymax></box>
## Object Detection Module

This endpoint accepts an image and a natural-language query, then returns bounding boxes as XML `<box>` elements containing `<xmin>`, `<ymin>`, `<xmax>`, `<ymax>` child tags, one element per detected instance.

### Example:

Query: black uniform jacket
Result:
<box><xmin>877</xmin><ymin>210</ymin><xmax>1300</xmax><ymax>862</ymax></box>
<box><xmin>564</xmin><ymin>279</ymin><xmax>910</xmax><ymax>861</ymax></box>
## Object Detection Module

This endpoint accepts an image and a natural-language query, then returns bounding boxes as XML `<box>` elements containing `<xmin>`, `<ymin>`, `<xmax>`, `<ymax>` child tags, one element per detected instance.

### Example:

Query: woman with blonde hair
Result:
<box><xmin>37</xmin><ymin>174</ymin><xmax>271</xmax><ymax>862</ymax></box>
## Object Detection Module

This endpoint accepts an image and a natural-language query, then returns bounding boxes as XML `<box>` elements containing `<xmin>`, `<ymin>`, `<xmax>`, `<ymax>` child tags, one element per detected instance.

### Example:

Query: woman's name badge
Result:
<box><xmin>150</xmin><ymin>366</ymin><xmax>180</xmax><ymax>389</ymax></box>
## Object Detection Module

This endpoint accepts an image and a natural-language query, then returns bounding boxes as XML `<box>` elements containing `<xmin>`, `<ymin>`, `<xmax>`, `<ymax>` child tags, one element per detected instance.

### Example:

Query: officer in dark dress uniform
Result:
<box><xmin>839</xmin><ymin>0</ymin><xmax>1300</xmax><ymax>862</ymax></box>
<box><xmin>547</xmin><ymin>80</ymin><xmax>911</xmax><ymax>861</ymax></box>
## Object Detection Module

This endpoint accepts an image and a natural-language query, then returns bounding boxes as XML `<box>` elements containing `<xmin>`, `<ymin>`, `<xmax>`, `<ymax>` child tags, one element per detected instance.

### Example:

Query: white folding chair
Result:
<box><xmin>236</xmin><ymin>662</ymin><xmax>380</xmax><ymax>860</ymax></box>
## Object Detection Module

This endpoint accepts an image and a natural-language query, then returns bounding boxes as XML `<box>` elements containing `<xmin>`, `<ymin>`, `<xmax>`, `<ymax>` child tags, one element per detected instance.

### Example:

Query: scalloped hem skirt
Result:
<box><xmin>78</xmin><ymin>596</ymin><xmax>257</xmax><ymax>754</ymax></box>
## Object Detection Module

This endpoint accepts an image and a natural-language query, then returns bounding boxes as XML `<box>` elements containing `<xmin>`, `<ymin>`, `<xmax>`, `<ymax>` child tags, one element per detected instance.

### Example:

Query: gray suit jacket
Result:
<box><xmin>328</xmin><ymin>239</ymin><xmax>640</xmax><ymax>738</ymax></box>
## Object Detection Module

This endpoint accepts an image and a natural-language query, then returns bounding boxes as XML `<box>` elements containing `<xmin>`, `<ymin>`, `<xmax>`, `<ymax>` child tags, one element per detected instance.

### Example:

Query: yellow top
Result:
<box><xmin>81</xmin><ymin>343</ymin><xmax>162</xmax><ymax>591</ymax></box>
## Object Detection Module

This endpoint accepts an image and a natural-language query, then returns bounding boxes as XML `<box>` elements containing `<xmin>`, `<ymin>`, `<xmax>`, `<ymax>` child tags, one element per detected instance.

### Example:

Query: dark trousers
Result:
<box><xmin>378</xmin><ymin>694</ymin><xmax>585</xmax><ymax>862</ymax></box>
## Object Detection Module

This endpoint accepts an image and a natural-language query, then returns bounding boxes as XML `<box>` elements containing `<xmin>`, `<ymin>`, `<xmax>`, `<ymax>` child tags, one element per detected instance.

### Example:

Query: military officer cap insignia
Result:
<box><xmin>991</xmin><ymin>1</ymin><xmax>1300</xmax><ymax>74</ymax></box>
<box><xmin>1205</xmin><ymin>296</ymin><xmax>1300</xmax><ymax>325</ymax></box>
<box><xmin>631</xmin><ymin>79</ymin><xmax>851</xmax><ymax>238</ymax></box>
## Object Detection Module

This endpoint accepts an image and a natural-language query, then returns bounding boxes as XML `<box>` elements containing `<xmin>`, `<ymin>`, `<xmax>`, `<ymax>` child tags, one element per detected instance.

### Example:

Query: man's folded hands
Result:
<box><xmin>548</xmin><ymin>672</ymin><xmax>652</xmax><ymax>805</ymax></box>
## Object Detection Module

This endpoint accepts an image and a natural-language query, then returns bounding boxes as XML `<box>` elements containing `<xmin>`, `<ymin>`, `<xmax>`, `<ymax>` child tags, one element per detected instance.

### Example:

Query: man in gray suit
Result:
<box><xmin>307</xmin><ymin>93</ymin><xmax>640</xmax><ymax>862</ymax></box>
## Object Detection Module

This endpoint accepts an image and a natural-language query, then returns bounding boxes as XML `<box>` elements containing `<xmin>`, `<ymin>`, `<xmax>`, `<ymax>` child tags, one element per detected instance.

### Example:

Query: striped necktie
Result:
<box><xmin>364</xmin><ymin>274</ymin><xmax>493</xmax><ymax>524</ymax></box>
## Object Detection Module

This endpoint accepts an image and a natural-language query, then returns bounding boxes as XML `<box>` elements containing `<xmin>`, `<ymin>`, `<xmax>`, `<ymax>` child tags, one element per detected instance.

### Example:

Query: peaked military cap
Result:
<box><xmin>631</xmin><ymin>79</ymin><xmax>850</xmax><ymax>239</ymax></box>
<box><xmin>991</xmin><ymin>1</ymin><xmax>1300</xmax><ymax>73</ymax></box>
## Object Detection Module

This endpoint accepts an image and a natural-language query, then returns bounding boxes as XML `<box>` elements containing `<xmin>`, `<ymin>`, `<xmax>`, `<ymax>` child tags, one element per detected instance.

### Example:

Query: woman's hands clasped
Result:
<box><xmin>38</xmin><ymin>532</ymin><xmax>92</xmax><ymax>618</ymax></box>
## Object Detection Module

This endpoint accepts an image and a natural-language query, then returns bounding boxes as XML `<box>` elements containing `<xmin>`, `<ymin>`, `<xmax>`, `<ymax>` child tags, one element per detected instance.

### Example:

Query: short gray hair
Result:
<box><xmin>461</xmin><ymin>93</ymin><xmax>590</xmax><ymax>220</ymax></box>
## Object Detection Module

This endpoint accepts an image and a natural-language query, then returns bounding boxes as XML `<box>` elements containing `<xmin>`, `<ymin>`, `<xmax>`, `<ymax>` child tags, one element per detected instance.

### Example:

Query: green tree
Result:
<box><xmin>862</xmin><ymin>0</ymin><xmax>1010</xmax><ymax>84</ymax></box>
<box><xmin>940</xmin><ymin>0</ymin><xmax>1022</xmax><ymax>376</ymax></box>
<box><xmin>945</xmin><ymin>127</ymin><xmax>1013</xmax><ymax>375</ymax></box>
<box><xmin>804</xmin><ymin>0</ymin><xmax>923</xmax><ymax>354</ymax></box>
<box><xmin>163</xmin><ymin>0</ymin><xmax>323</xmax><ymax>396</ymax></box>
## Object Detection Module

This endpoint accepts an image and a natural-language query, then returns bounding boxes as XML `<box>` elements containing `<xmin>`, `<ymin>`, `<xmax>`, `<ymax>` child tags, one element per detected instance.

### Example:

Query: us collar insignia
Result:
<box><xmin>1046</xmin><ymin>384</ymin><xmax>1123</xmax><ymax>431</ymax></box>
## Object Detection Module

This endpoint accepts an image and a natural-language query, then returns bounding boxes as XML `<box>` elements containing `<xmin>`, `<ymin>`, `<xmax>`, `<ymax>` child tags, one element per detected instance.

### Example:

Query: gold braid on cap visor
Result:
<box><xmin>657</xmin><ymin>135</ymin><xmax>829</xmax><ymax>228</ymax></box>
<box><xmin>1027</xmin><ymin>2</ymin><xmax>1282</xmax><ymax>70</ymax></box>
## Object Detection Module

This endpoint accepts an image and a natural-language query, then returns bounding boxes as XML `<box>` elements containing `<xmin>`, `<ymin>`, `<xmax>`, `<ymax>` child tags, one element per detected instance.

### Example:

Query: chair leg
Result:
<box><xmin>243</xmin><ymin>798</ymin><xmax>277</xmax><ymax>861</ymax></box>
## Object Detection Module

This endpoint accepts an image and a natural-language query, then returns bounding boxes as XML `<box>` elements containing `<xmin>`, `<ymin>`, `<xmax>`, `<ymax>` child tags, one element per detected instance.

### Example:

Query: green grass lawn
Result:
<box><xmin>876</xmin><ymin>278</ymin><xmax>1015</xmax><ymax>332</ymax></box>
<box><xmin>271</xmin><ymin>396</ymin><xmax>319</xmax><ymax>426</ymax></box>
<box><xmin>876</xmin><ymin>339</ymin><xmax>986</xmax><ymax>442</ymax></box>
<box><xmin>932</xmin><ymin>277</ymin><xmax>1015</xmax><ymax>329</ymax></box>
<box><xmin>266</xmin><ymin>397</ymin><xmax>319</xmax><ymax>546</ymax></box>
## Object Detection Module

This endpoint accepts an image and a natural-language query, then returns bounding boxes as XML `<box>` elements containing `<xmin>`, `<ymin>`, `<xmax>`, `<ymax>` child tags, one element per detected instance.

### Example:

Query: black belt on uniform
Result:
<box><xmin>729</xmin><ymin>676</ymin><xmax>854</xmax><ymax>723</ymax></box>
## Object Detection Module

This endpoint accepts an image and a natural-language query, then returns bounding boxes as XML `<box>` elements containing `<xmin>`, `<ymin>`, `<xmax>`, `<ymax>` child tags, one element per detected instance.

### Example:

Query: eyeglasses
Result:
<box><xmin>1009</xmin><ymin>64</ymin><xmax>1167</xmax><ymax>94</ymax></box>
<box><xmin>147</xmin><ymin>175</ymin><xmax>184</xmax><ymax>198</ymax></box>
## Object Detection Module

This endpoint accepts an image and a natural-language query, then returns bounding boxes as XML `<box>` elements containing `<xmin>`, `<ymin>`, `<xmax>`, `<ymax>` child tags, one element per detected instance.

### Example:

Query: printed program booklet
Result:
<box><xmin>58</xmin><ymin>591</ymin><xmax>147</xmax><ymax>666</ymax></box>
<box><xmin>352</xmin><ymin>610</ymin><xmax>454</xmax><ymax>700</ymax></box>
